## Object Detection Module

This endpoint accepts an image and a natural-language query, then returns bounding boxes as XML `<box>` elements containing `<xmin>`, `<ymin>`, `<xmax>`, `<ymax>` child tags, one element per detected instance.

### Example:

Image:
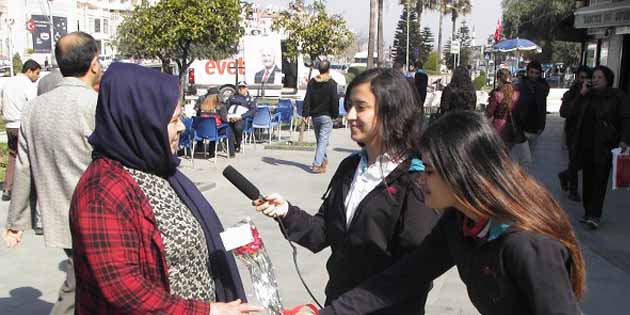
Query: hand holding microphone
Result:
<box><xmin>222</xmin><ymin>166</ymin><xmax>288</xmax><ymax>219</ymax></box>
<box><xmin>254</xmin><ymin>193</ymin><xmax>289</xmax><ymax>218</ymax></box>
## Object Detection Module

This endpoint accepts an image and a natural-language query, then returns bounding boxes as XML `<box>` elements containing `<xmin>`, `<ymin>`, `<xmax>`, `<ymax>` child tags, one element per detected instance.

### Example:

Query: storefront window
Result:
<box><xmin>586</xmin><ymin>41</ymin><xmax>598</xmax><ymax>67</ymax></box>
<box><xmin>599</xmin><ymin>39</ymin><xmax>609</xmax><ymax>65</ymax></box>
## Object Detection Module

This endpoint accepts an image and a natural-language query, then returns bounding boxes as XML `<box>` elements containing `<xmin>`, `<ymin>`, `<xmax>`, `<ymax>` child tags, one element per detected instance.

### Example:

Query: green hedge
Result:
<box><xmin>473</xmin><ymin>71</ymin><xmax>487</xmax><ymax>90</ymax></box>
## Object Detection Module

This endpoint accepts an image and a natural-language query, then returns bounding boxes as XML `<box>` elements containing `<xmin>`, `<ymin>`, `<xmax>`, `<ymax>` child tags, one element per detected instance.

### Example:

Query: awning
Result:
<box><xmin>574</xmin><ymin>1</ymin><xmax>630</xmax><ymax>29</ymax></box>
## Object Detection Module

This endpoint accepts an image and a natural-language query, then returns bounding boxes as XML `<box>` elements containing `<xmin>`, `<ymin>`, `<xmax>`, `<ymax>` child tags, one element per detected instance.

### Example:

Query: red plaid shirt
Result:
<box><xmin>70</xmin><ymin>158</ymin><xmax>211</xmax><ymax>314</ymax></box>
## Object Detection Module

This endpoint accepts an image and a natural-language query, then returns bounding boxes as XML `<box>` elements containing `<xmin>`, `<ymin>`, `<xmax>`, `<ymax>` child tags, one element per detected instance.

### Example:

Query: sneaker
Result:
<box><xmin>568</xmin><ymin>191</ymin><xmax>581</xmax><ymax>202</ymax></box>
<box><xmin>586</xmin><ymin>218</ymin><xmax>600</xmax><ymax>230</ymax></box>
<box><xmin>1</xmin><ymin>190</ymin><xmax>10</xmax><ymax>201</ymax></box>
<box><xmin>33</xmin><ymin>227</ymin><xmax>44</xmax><ymax>236</ymax></box>
<box><xmin>558</xmin><ymin>172</ymin><xmax>569</xmax><ymax>191</ymax></box>
<box><xmin>579</xmin><ymin>216</ymin><xmax>589</xmax><ymax>224</ymax></box>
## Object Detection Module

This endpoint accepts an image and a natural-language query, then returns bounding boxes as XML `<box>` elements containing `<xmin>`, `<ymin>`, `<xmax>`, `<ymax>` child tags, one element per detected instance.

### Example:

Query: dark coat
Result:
<box><xmin>279</xmin><ymin>154</ymin><xmax>440</xmax><ymax>315</ymax></box>
<box><xmin>320</xmin><ymin>210</ymin><xmax>581</xmax><ymax>315</ymax></box>
<box><xmin>414</xmin><ymin>70</ymin><xmax>429</xmax><ymax>105</ymax></box>
<box><xmin>570</xmin><ymin>87</ymin><xmax>630</xmax><ymax>164</ymax></box>
<box><xmin>559</xmin><ymin>84</ymin><xmax>582</xmax><ymax>149</ymax></box>
<box><xmin>227</xmin><ymin>94</ymin><xmax>256</xmax><ymax>119</ymax></box>
<box><xmin>254</xmin><ymin>65</ymin><xmax>281</xmax><ymax>84</ymax></box>
<box><xmin>514</xmin><ymin>78</ymin><xmax>550</xmax><ymax>133</ymax></box>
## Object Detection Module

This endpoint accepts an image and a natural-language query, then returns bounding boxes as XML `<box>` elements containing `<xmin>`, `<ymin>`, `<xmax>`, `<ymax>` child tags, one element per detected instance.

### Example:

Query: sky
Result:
<box><xmin>253</xmin><ymin>0</ymin><xmax>504</xmax><ymax>48</ymax></box>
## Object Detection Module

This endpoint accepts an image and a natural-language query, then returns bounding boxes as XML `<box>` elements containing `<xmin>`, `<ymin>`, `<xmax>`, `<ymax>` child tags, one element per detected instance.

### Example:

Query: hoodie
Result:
<box><xmin>303</xmin><ymin>72</ymin><xmax>339</xmax><ymax>119</ymax></box>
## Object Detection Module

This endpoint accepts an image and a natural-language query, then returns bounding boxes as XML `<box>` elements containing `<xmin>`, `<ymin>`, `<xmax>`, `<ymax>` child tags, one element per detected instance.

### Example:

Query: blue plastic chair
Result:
<box><xmin>277</xmin><ymin>99</ymin><xmax>294</xmax><ymax>140</ymax></box>
<box><xmin>178</xmin><ymin>117</ymin><xmax>196</xmax><ymax>167</ymax></box>
<box><xmin>192</xmin><ymin>116</ymin><xmax>230</xmax><ymax>164</ymax></box>
<box><xmin>252</xmin><ymin>106</ymin><xmax>280</xmax><ymax>144</ymax></box>
<box><xmin>241</xmin><ymin>117</ymin><xmax>254</xmax><ymax>152</ymax></box>
<box><xmin>338</xmin><ymin>97</ymin><xmax>348</xmax><ymax>128</ymax></box>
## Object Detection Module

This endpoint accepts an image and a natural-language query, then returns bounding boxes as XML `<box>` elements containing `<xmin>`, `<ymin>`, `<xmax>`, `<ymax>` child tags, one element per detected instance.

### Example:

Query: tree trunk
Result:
<box><xmin>297</xmin><ymin>66</ymin><xmax>315</xmax><ymax>144</ymax></box>
<box><xmin>377</xmin><ymin>0</ymin><xmax>384</xmax><ymax>67</ymax></box>
<box><xmin>437</xmin><ymin>3</ymin><xmax>444</xmax><ymax>68</ymax></box>
<box><xmin>367</xmin><ymin>0</ymin><xmax>377</xmax><ymax>69</ymax></box>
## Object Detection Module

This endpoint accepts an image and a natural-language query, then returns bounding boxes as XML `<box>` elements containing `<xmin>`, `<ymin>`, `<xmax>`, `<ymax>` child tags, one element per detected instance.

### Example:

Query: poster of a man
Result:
<box><xmin>244</xmin><ymin>34</ymin><xmax>282</xmax><ymax>86</ymax></box>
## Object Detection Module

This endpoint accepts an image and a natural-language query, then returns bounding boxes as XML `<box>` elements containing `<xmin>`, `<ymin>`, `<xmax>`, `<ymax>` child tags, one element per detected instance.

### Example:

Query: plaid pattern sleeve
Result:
<box><xmin>70</xmin><ymin>158</ymin><xmax>212</xmax><ymax>315</ymax></box>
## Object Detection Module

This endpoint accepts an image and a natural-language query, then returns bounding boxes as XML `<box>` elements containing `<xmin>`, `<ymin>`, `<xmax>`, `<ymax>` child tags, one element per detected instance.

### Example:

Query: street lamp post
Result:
<box><xmin>47</xmin><ymin>0</ymin><xmax>55</xmax><ymax>65</ymax></box>
<box><xmin>5</xmin><ymin>18</ymin><xmax>15</xmax><ymax>77</ymax></box>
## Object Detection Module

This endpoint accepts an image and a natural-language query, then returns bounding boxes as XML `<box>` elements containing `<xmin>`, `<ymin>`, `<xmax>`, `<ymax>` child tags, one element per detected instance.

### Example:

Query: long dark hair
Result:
<box><xmin>419</xmin><ymin>111</ymin><xmax>586</xmax><ymax>298</ymax></box>
<box><xmin>344</xmin><ymin>68</ymin><xmax>423</xmax><ymax>160</ymax></box>
<box><xmin>439</xmin><ymin>66</ymin><xmax>477</xmax><ymax>112</ymax></box>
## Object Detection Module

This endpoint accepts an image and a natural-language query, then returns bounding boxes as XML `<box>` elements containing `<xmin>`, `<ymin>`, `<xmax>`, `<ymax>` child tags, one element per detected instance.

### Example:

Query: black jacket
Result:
<box><xmin>280</xmin><ymin>154</ymin><xmax>440</xmax><ymax>315</ymax></box>
<box><xmin>570</xmin><ymin>87</ymin><xmax>630</xmax><ymax>164</ymax></box>
<box><xmin>515</xmin><ymin>77</ymin><xmax>550</xmax><ymax>133</ymax></box>
<box><xmin>414</xmin><ymin>70</ymin><xmax>428</xmax><ymax>104</ymax></box>
<box><xmin>559</xmin><ymin>84</ymin><xmax>581</xmax><ymax>149</ymax></box>
<box><xmin>303</xmin><ymin>73</ymin><xmax>339</xmax><ymax>119</ymax></box>
<box><xmin>321</xmin><ymin>210</ymin><xmax>581</xmax><ymax>315</ymax></box>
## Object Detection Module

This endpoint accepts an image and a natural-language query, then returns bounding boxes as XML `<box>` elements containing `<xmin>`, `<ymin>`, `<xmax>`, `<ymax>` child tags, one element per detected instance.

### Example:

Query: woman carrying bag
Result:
<box><xmin>486</xmin><ymin>68</ymin><xmax>525</xmax><ymax>147</ymax></box>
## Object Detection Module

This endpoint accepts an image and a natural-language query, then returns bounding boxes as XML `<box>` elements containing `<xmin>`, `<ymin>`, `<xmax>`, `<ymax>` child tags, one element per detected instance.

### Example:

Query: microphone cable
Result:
<box><xmin>276</xmin><ymin>217</ymin><xmax>324</xmax><ymax>309</ymax></box>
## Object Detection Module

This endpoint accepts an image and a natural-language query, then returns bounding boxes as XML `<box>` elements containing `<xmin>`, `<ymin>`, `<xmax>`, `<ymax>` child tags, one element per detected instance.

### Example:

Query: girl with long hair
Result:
<box><xmin>438</xmin><ymin>66</ymin><xmax>477</xmax><ymax>113</ymax></box>
<box><xmin>317</xmin><ymin>111</ymin><xmax>586</xmax><ymax>315</ymax></box>
<box><xmin>486</xmin><ymin>68</ymin><xmax>523</xmax><ymax>146</ymax></box>
<box><xmin>253</xmin><ymin>68</ymin><xmax>440</xmax><ymax>315</ymax></box>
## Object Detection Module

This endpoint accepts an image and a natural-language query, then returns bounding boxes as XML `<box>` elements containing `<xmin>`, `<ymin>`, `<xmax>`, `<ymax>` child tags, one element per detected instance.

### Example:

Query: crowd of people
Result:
<box><xmin>1</xmin><ymin>30</ymin><xmax>628</xmax><ymax>315</ymax></box>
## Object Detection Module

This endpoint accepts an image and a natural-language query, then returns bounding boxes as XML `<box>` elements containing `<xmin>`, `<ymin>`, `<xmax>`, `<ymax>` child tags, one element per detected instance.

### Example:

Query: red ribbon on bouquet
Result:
<box><xmin>282</xmin><ymin>304</ymin><xmax>319</xmax><ymax>315</ymax></box>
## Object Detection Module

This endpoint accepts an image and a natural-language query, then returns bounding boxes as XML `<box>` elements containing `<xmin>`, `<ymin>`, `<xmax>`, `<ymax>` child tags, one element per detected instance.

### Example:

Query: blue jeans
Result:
<box><xmin>312</xmin><ymin>115</ymin><xmax>333</xmax><ymax>167</ymax></box>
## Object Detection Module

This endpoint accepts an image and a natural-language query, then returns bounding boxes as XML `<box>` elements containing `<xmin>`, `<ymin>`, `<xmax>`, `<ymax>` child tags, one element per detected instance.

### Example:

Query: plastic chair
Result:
<box><xmin>252</xmin><ymin>106</ymin><xmax>280</xmax><ymax>144</ymax></box>
<box><xmin>178</xmin><ymin>117</ymin><xmax>196</xmax><ymax>167</ymax></box>
<box><xmin>241</xmin><ymin>117</ymin><xmax>254</xmax><ymax>153</ymax></box>
<box><xmin>192</xmin><ymin>116</ymin><xmax>231</xmax><ymax>164</ymax></box>
<box><xmin>338</xmin><ymin>97</ymin><xmax>348</xmax><ymax>128</ymax></box>
<box><xmin>277</xmin><ymin>99</ymin><xmax>294</xmax><ymax>140</ymax></box>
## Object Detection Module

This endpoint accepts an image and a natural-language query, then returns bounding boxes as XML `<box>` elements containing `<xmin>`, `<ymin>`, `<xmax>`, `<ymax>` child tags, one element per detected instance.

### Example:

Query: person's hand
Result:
<box><xmin>253</xmin><ymin>193</ymin><xmax>289</xmax><ymax>218</ymax></box>
<box><xmin>302</xmin><ymin>117</ymin><xmax>310</xmax><ymax>124</ymax></box>
<box><xmin>2</xmin><ymin>228</ymin><xmax>23</xmax><ymax>248</ymax></box>
<box><xmin>620</xmin><ymin>141</ymin><xmax>629</xmax><ymax>153</ymax></box>
<box><xmin>210</xmin><ymin>299</ymin><xmax>263</xmax><ymax>315</ymax></box>
<box><xmin>580</xmin><ymin>80</ymin><xmax>591</xmax><ymax>96</ymax></box>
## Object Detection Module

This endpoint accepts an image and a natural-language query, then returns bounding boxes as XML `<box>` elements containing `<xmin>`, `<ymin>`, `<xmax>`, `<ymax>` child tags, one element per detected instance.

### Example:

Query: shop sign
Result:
<box><xmin>616</xmin><ymin>26</ymin><xmax>630</xmax><ymax>35</ymax></box>
<box><xmin>575</xmin><ymin>7</ymin><xmax>630</xmax><ymax>28</ymax></box>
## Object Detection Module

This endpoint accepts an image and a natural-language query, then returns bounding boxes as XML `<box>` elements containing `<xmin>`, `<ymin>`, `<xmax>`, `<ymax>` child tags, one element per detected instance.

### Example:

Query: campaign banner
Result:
<box><xmin>243</xmin><ymin>34</ymin><xmax>282</xmax><ymax>87</ymax></box>
<box><xmin>31</xmin><ymin>15</ymin><xmax>67</xmax><ymax>53</ymax></box>
<box><xmin>31</xmin><ymin>15</ymin><xmax>51</xmax><ymax>53</ymax></box>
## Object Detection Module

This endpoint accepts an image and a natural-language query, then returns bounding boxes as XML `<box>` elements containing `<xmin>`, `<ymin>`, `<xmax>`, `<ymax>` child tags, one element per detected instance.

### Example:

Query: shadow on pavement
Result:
<box><xmin>0</xmin><ymin>287</ymin><xmax>53</xmax><ymax>314</ymax></box>
<box><xmin>261</xmin><ymin>157</ymin><xmax>312</xmax><ymax>173</ymax></box>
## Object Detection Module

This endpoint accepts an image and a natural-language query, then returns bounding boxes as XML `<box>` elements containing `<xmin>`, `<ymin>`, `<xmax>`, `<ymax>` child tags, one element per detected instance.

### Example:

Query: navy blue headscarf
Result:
<box><xmin>89</xmin><ymin>62</ymin><xmax>246</xmax><ymax>302</ymax></box>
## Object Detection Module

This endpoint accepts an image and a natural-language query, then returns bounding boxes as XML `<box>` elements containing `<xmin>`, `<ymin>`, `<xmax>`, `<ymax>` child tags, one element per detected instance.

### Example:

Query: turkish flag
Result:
<box><xmin>494</xmin><ymin>20</ymin><xmax>502</xmax><ymax>42</ymax></box>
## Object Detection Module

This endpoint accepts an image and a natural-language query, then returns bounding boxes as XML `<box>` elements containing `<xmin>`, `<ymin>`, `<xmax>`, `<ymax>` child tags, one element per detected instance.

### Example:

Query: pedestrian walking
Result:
<box><xmin>512</xmin><ymin>60</ymin><xmax>550</xmax><ymax>169</ymax></box>
<box><xmin>414</xmin><ymin>60</ymin><xmax>429</xmax><ymax>106</ymax></box>
<box><xmin>1</xmin><ymin>60</ymin><xmax>40</xmax><ymax>202</ymax></box>
<box><xmin>302</xmin><ymin>60</ymin><xmax>339</xmax><ymax>174</ymax></box>
<box><xmin>316</xmin><ymin>111</ymin><xmax>586</xmax><ymax>315</ymax></box>
<box><xmin>438</xmin><ymin>66</ymin><xmax>477</xmax><ymax>113</ymax></box>
<box><xmin>571</xmin><ymin>65</ymin><xmax>630</xmax><ymax>230</ymax></box>
<box><xmin>253</xmin><ymin>68</ymin><xmax>440</xmax><ymax>315</ymax></box>
<box><xmin>485</xmin><ymin>68</ymin><xmax>524</xmax><ymax>147</ymax></box>
<box><xmin>558</xmin><ymin>66</ymin><xmax>591</xmax><ymax>202</ymax></box>
<box><xmin>69</xmin><ymin>62</ymin><xmax>260</xmax><ymax>315</ymax></box>
<box><xmin>2</xmin><ymin>32</ymin><xmax>102</xmax><ymax>315</ymax></box>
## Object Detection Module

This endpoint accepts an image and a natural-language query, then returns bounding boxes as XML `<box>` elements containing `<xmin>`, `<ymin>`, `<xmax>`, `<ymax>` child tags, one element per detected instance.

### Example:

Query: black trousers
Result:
<box><xmin>229</xmin><ymin>120</ymin><xmax>245</xmax><ymax>149</ymax></box>
<box><xmin>560</xmin><ymin>154</ymin><xmax>579</xmax><ymax>193</ymax></box>
<box><xmin>582</xmin><ymin>156</ymin><xmax>612</xmax><ymax>219</ymax></box>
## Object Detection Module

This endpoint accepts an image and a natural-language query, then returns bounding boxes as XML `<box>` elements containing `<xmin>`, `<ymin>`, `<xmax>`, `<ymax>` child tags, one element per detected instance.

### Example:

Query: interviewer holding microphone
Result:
<box><xmin>254</xmin><ymin>68</ymin><xmax>440</xmax><ymax>315</ymax></box>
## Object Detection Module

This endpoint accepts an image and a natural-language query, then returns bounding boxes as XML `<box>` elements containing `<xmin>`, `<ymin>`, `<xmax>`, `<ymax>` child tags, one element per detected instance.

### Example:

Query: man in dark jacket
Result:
<box><xmin>558</xmin><ymin>66</ymin><xmax>591</xmax><ymax>201</ymax></box>
<box><xmin>227</xmin><ymin>82</ymin><xmax>256</xmax><ymax>152</ymax></box>
<box><xmin>512</xmin><ymin>60</ymin><xmax>550</xmax><ymax>168</ymax></box>
<box><xmin>303</xmin><ymin>60</ymin><xmax>339</xmax><ymax>174</ymax></box>
<box><xmin>414</xmin><ymin>60</ymin><xmax>429</xmax><ymax>106</ymax></box>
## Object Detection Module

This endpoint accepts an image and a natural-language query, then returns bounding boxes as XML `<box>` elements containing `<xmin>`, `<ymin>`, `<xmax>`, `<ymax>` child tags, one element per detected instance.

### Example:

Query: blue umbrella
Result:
<box><xmin>493</xmin><ymin>38</ymin><xmax>542</xmax><ymax>53</ymax></box>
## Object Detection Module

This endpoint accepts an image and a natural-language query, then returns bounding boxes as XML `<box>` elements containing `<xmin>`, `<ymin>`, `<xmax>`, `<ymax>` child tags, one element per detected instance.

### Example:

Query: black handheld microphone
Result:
<box><xmin>222</xmin><ymin>165</ymin><xmax>265</xmax><ymax>201</ymax></box>
<box><xmin>221</xmin><ymin>165</ymin><xmax>323</xmax><ymax>309</ymax></box>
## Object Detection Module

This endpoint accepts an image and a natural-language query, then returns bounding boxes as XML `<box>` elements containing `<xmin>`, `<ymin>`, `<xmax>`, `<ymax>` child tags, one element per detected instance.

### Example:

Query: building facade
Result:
<box><xmin>1</xmin><ymin>0</ymin><xmax>143</xmax><ymax>67</ymax></box>
<box><xmin>574</xmin><ymin>0</ymin><xmax>630</xmax><ymax>92</ymax></box>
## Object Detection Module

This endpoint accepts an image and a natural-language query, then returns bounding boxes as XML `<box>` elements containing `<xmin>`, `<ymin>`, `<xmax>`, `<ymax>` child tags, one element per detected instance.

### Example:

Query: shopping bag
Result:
<box><xmin>611</xmin><ymin>148</ymin><xmax>630</xmax><ymax>190</ymax></box>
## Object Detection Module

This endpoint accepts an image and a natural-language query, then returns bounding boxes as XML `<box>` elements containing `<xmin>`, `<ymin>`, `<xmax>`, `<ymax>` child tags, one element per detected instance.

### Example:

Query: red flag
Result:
<box><xmin>494</xmin><ymin>19</ymin><xmax>502</xmax><ymax>42</ymax></box>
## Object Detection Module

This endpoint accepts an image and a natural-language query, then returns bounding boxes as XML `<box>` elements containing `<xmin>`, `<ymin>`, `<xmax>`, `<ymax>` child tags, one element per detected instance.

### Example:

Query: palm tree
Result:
<box><xmin>368</xmin><ymin>0</ymin><xmax>377</xmax><ymax>68</ymax></box>
<box><xmin>377</xmin><ymin>0</ymin><xmax>384</xmax><ymax>66</ymax></box>
<box><xmin>450</xmin><ymin>0</ymin><xmax>472</xmax><ymax>41</ymax></box>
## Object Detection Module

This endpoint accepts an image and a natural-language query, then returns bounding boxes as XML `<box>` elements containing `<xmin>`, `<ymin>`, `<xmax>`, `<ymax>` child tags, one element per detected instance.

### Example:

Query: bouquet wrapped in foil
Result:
<box><xmin>230</xmin><ymin>218</ymin><xmax>284</xmax><ymax>315</ymax></box>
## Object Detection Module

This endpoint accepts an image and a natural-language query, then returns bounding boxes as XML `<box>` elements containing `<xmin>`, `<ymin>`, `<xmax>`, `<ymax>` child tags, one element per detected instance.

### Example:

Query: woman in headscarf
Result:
<box><xmin>69</xmin><ymin>63</ymin><xmax>262</xmax><ymax>315</ymax></box>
